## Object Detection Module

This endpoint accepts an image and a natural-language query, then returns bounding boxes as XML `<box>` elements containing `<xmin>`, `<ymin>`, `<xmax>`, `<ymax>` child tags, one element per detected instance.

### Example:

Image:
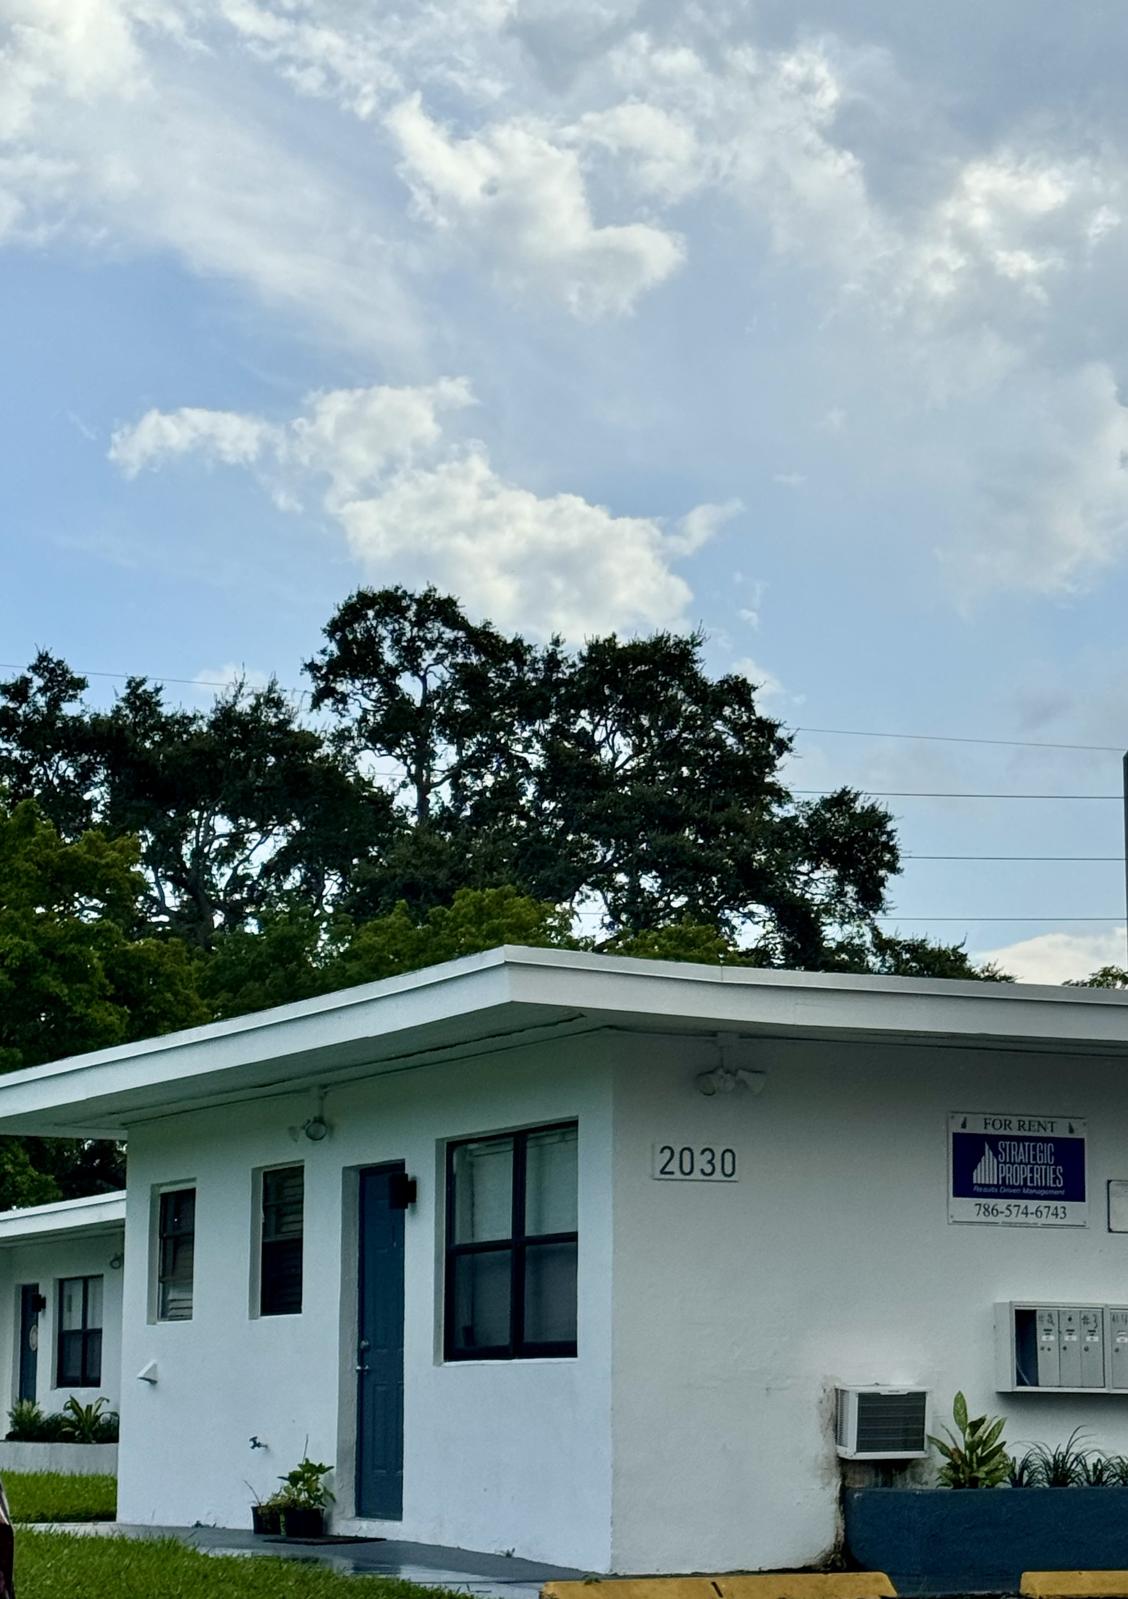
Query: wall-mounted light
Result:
<box><xmin>694</xmin><ymin>1034</ymin><xmax>767</xmax><ymax>1097</ymax></box>
<box><xmin>109</xmin><ymin>1253</ymin><xmax>124</xmax><ymax>1271</ymax></box>
<box><xmin>289</xmin><ymin>1086</ymin><xmax>332</xmax><ymax>1143</ymax></box>
<box><xmin>695</xmin><ymin>1064</ymin><xmax>766</xmax><ymax>1097</ymax></box>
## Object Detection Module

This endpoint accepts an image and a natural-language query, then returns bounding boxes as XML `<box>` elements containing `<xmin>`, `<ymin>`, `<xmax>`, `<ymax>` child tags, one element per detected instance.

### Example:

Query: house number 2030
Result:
<box><xmin>652</xmin><ymin>1144</ymin><xmax>738</xmax><ymax>1181</ymax></box>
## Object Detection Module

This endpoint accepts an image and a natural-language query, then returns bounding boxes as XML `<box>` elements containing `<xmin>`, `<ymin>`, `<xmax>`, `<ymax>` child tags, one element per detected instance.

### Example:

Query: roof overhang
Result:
<box><xmin>0</xmin><ymin>1192</ymin><xmax>126</xmax><ymax>1247</ymax></box>
<box><xmin>1</xmin><ymin>947</ymin><xmax>1127</xmax><ymax>1138</ymax></box>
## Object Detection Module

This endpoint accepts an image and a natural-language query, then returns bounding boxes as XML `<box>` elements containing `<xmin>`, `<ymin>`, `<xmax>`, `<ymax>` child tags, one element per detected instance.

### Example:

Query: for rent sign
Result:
<box><xmin>949</xmin><ymin>1111</ymin><xmax>1087</xmax><ymax>1228</ymax></box>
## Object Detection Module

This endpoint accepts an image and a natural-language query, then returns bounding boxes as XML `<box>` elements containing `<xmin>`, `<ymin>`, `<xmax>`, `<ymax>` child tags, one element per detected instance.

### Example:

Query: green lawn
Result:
<box><xmin>5</xmin><ymin>1474</ymin><xmax>117</xmax><ymax>1523</ymax></box>
<box><xmin>18</xmin><ymin>1532</ymin><xmax>464</xmax><ymax>1598</ymax></box>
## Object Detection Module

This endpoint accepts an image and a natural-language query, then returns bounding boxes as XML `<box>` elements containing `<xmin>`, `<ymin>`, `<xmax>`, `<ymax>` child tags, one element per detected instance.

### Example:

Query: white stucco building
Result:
<box><xmin>0</xmin><ymin>1192</ymin><xmax>125</xmax><ymax>1422</ymax></box>
<box><xmin>1</xmin><ymin>948</ymin><xmax>1128</xmax><ymax>1572</ymax></box>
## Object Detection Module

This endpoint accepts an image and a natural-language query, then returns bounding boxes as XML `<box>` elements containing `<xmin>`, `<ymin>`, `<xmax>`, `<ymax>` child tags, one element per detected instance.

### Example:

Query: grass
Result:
<box><xmin>4</xmin><ymin>1473</ymin><xmax>117</xmax><ymax>1523</ymax></box>
<box><xmin>17</xmin><ymin>1532</ymin><xmax>463</xmax><ymax>1598</ymax></box>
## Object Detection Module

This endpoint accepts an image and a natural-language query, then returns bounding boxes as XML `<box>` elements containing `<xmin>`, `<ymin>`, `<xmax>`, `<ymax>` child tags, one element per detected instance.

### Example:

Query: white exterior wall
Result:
<box><xmin>0</xmin><ymin>1232</ymin><xmax>124</xmax><ymax>1417</ymax></box>
<box><xmin>610</xmin><ymin>1033</ymin><xmax>1128</xmax><ymax>1574</ymax></box>
<box><xmin>117</xmin><ymin>1035</ymin><xmax>614</xmax><ymax>1568</ymax></box>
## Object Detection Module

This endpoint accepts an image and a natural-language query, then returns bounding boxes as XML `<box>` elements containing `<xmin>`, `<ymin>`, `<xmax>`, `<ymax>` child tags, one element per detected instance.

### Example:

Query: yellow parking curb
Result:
<box><xmin>543</xmin><ymin>1576</ymin><xmax>896</xmax><ymax>1599</ymax></box>
<box><xmin>1022</xmin><ymin>1575</ymin><xmax>1128</xmax><ymax>1598</ymax></box>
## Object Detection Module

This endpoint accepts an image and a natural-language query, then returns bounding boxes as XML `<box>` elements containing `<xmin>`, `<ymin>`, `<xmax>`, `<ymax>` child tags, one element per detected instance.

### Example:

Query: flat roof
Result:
<box><xmin>0</xmin><ymin>946</ymin><xmax>1125</xmax><ymax>1138</ymax></box>
<box><xmin>0</xmin><ymin>1191</ymin><xmax>126</xmax><ymax>1246</ymax></box>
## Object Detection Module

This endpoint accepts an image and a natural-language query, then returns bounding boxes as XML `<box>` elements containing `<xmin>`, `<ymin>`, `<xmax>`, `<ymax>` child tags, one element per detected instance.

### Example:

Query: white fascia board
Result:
<box><xmin>0</xmin><ymin>1191</ymin><xmax>126</xmax><ymax>1246</ymax></box>
<box><xmin>1</xmin><ymin>945</ymin><xmax>1127</xmax><ymax>1139</ymax></box>
<box><xmin>500</xmin><ymin>945</ymin><xmax>1128</xmax><ymax>1049</ymax></box>
<box><xmin>0</xmin><ymin>952</ymin><xmax>526</xmax><ymax>1135</ymax></box>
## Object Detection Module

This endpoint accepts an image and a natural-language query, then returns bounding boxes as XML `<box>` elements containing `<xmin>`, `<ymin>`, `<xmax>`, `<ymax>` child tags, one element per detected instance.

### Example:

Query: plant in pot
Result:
<box><xmin>276</xmin><ymin>1458</ymin><xmax>334</xmax><ymax>1539</ymax></box>
<box><xmin>246</xmin><ymin>1483</ymin><xmax>284</xmax><ymax>1536</ymax></box>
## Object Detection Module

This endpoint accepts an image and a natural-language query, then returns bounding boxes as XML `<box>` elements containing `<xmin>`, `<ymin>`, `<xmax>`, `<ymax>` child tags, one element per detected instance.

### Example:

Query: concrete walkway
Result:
<box><xmin>20</xmin><ymin>1522</ymin><xmax>587</xmax><ymax>1599</ymax></box>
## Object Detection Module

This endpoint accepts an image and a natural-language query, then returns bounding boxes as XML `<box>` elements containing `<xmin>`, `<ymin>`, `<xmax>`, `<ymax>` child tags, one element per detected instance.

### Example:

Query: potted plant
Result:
<box><xmin>246</xmin><ymin>1484</ymin><xmax>283</xmax><ymax>1536</ymax></box>
<box><xmin>276</xmin><ymin>1457</ymin><xmax>333</xmax><ymax>1539</ymax></box>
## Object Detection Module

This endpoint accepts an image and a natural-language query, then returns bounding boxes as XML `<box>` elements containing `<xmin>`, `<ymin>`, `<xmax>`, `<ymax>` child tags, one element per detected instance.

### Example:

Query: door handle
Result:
<box><xmin>356</xmin><ymin>1362</ymin><xmax>370</xmax><ymax>1373</ymax></box>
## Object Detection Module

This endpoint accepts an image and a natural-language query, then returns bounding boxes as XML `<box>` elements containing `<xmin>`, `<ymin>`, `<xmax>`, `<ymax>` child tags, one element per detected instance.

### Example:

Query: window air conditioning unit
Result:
<box><xmin>835</xmin><ymin>1386</ymin><xmax>929</xmax><ymax>1459</ymax></box>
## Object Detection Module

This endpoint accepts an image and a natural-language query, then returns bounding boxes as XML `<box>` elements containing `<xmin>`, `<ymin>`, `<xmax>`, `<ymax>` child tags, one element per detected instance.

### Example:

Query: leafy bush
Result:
<box><xmin>929</xmin><ymin>1392</ymin><xmax>1010</xmax><ymax>1488</ymax></box>
<box><xmin>6</xmin><ymin>1396</ymin><xmax>119</xmax><ymax>1443</ymax></box>
<box><xmin>6</xmin><ymin>1401</ymin><xmax>66</xmax><ymax>1442</ymax></box>
<box><xmin>60</xmin><ymin>1397</ymin><xmax>119</xmax><ymax>1444</ymax></box>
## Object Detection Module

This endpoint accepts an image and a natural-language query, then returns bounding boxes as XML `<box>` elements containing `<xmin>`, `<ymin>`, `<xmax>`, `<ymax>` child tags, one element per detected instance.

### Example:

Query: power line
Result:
<box><xmin>861</xmin><ymin>791</ymin><xmax>1121</xmax><ymax>803</ymax></box>
<box><xmin>877</xmin><ymin>916</ymin><xmax>1124</xmax><ymax>923</ymax></box>
<box><xmin>795</xmin><ymin>725</ymin><xmax>1121</xmax><ymax>754</ymax></box>
<box><xmin>904</xmin><ymin>855</ymin><xmax>1125</xmax><ymax>862</ymax></box>
<box><xmin>1</xmin><ymin>661</ymin><xmax>1122</xmax><ymax>756</ymax></box>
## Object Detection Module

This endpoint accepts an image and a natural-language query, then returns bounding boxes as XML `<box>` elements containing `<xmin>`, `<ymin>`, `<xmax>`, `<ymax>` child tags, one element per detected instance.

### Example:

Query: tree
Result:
<box><xmin>1067</xmin><ymin>966</ymin><xmax>1128</xmax><ymax>989</ymax></box>
<box><xmin>0</xmin><ymin>797</ymin><xmax>206</xmax><ymax>1205</ymax></box>
<box><xmin>0</xmin><ymin>653</ymin><xmax>99</xmax><ymax>838</ymax></box>
<box><xmin>307</xmin><ymin>586</ymin><xmax>559</xmax><ymax>918</ymax></box>
<box><xmin>92</xmin><ymin>676</ymin><xmax>396</xmax><ymax>948</ymax></box>
<box><xmin>201</xmin><ymin>888</ymin><xmax>576</xmax><ymax>1020</ymax></box>
<box><xmin>306</xmin><ymin>591</ymin><xmax>917</xmax><ymax>968</ymax></box>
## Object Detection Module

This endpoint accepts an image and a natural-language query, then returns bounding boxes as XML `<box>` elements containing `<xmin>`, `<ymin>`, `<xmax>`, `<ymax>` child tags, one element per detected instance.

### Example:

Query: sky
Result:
<box><xmin>4</xmin><ymin>0</ymin><xmax>1128</xmax><ymax>982</ymax></box>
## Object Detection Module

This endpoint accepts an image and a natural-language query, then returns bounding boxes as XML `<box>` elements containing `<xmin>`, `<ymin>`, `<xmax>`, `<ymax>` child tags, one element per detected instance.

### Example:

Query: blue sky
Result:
<box><xmin>4</xmin><ymin>0</ymin><xmax>1128</xmax><ymax>979</ymax></box>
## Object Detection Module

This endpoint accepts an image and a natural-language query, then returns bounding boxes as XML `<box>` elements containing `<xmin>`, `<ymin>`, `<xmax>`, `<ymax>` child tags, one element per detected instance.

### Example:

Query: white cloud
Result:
<box><xmin>337</xmin><ymin>449</ymin><xmax>697</xmax><ymax>635</ymax></box>
<box><xmin>386</xmin><ymin>92</ymin><xmax>684</xmax><ymax>317</ymax></box>
<box><xmin>110</xmin><ymin>407</ymin><xmax>275</xmax><ymax>475</ymax></box>
<box><xmin>952</xmin><ymin>362</ymin><xmax>1128</xmax><ymax>598</ymax></box>
<box><xmin>110</xmin><ymin>380</ymin><xmax>724</xmax><ymax>636</ymax></box>
<box><xmin>976</xmin><ymin>928</ymin><xmax>1127</xmax><ymax>986</ymax></box>
<box><xmin>731</xmin><ymin>656</ymin><xmax>788</xmax><ymax>706</ymax></box>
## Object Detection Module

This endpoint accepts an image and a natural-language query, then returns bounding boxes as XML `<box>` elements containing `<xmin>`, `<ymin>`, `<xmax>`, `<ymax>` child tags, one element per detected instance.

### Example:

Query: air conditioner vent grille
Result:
<box><xmin>855</xmin><ymin>1390</ymin><xmax>927</xmax><ymax>1453</ymax></box>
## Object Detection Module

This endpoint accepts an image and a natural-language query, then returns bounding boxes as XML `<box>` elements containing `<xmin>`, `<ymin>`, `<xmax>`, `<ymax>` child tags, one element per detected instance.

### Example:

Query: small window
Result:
<box><xmin>260</xmin><ymin>1166</ymin><xmax>304</xmax><ymax>1316</ymax></box>
<box><xmin>57</xmin><ymin>1276</ymin><xmax>103</xmax><ymax>1387</ymax></box>
<box><xmin>157</xmin><ymin>1188</ymin><xmax>195</xmax><ymax>1321</ymax></box>
<box><xmin>445</xmin><ymin>1122</ymin><xmax>577</xmax><ymax>1360</ymax></box>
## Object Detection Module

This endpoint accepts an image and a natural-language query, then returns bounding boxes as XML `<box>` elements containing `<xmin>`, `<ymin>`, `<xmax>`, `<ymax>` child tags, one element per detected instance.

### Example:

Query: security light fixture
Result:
<box><xmin>694</xmin><ymin>1064</ymin><xmax>766</xmax><ymax>1097</ymax></box>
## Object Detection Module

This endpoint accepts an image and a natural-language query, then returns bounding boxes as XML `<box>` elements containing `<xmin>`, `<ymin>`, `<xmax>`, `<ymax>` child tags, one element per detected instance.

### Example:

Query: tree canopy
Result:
<box><xmin>0</xmin><ymin>584</ymin><xmax>1025</xmax><ymax>1203</ymax></box>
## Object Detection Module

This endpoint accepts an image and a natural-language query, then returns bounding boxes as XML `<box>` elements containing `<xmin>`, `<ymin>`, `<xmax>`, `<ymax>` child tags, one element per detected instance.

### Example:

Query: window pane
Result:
<box><xmin>261</xmin><ymin>1238</ymin><xmax>303</xmax><ymax>1316</ymax></box>
<box><xmin>86</xmin><ymin>1276</ymin><xmax>103</xmax><ymax>1331</ymax></box>
<box><xmin>84</xmin><ymin>1329</ymin><xmax>103</xmax><ymax>1386</ymax></box>
<box><xmin>524</xmin><ymin>1126</ymin><xmax>578</xmax><ymax>1237</ymax></box>
<box><xmin>452</xmin><ymin>1138</ymin><xmax>513</xmax><ymax>1244</ymax></box>
<box><xmin>450</xmin><ymin>1248</ymin><xmax>512</xmax><ymax>1352</ymax></box>
<box><xmin>59</xmin><ymin>1278</ymin><xmax>84</xmax><ymax>1332</ymax></box>
<box><xmin>158</xmin><ymin>1188</ymin><xmax>195</xmax><ymax>1321</ymax></box>
<box><xmin>523</xmin><ymin>1240</ymin><xmax>577</xmax><ymax>1346</ymax></box>
<box><xmin>263</xmin><ymin>1167</ymin><xmax>303</xmax><ymax>1242</ymax></box>
<box><xmin>58</xmin><ymin>1330</ymin><xmax>83</xmax><ymax>1386</ymax></box>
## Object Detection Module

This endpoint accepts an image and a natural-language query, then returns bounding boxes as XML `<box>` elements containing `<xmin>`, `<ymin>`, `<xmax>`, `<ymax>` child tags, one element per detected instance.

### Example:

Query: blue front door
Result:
<box><xmin>17</xmin><ymin>1285</ymin><xmax>39</xmax><ymax>1403</ymax></box>
<box><xmin>356</xmin><ymin>1165</ymin><xmax>405</xmax><ymax>1520</ymax></box>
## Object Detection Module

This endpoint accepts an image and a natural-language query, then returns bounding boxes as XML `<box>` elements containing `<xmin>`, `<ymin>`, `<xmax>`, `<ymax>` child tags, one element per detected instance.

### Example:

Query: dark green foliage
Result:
<box><xmin>929</xmin><ymin>1391</ymin><xmax>1010</xmax><ymax>1488</ymax></box>
<box><xmin>7</xmin><ymin>1397</ymin><xmax>119</xmax><ymax>1444</ymax></box>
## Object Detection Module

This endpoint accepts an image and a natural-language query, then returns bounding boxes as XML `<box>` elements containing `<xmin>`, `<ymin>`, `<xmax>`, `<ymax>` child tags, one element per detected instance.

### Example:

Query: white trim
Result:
<box><xmin>0</xmin><ymin>946</ymin><xmax>1125</xmax><ymax>1137</ymax></box>
<box><xmin>0</xmin><ymin>1193</ymin><xmax>126</xmax><ymax>1245</ymax></box>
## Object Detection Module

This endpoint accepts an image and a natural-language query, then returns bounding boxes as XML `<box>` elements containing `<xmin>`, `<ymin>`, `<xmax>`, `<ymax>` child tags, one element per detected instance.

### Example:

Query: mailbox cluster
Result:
<box><xmin>995</xmin><ymin>1302</ymin><xmax>1128</xmax><ymax>1392</ymax></box>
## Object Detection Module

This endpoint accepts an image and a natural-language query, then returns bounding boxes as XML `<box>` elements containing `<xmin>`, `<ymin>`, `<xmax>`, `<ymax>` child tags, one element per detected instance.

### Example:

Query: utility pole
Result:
<box><xmin>1123</xmin><ymin>752</ymin><xmax>1128</xmax><ymax>967</ymax></box>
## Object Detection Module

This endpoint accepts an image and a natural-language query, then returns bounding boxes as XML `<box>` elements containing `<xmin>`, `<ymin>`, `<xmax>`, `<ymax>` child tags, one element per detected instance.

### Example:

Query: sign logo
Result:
<box><xmin>949</xmin><ymin>1112</ymin><xmax>1087</xmax><ymax>1228</ymax></box>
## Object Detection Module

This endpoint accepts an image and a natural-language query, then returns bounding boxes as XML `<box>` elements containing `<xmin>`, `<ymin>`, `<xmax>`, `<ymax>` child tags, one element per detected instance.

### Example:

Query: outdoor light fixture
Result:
<box><xmin>694</xmin><ymin>1064</ymin><xmax>766</xmax><ymax>1097</ymax></box>
<box><xmin>694</xmin><ymin>1034</ymin><xmax>766</xmax><ymax>1097</ymax></box>
<box><xmin>290</xmin><ymin>1086</ymin><xmax>332</xmax><ymax>1143</ymax></box>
